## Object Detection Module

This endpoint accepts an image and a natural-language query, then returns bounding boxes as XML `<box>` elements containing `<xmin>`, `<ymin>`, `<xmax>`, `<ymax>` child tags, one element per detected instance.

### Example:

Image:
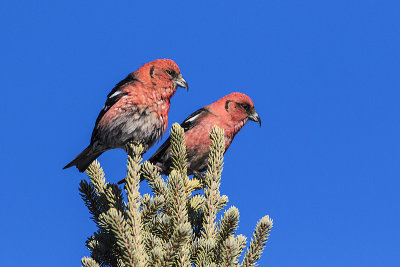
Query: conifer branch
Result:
<box><xmin>104</xmin><ymin>183</ymin><xmax>125</xmax><ymax>211</ymax></box>
<box><xmin>85</xmin><ymin>230</ymin><xmax>120</xmax><ymax>266</ymax></box>
<box><xmin>167</xmin><ymin>171</ymin><xmax>189</xmax><ymax>228</ymax></box>
<box><xmin>161</xmin><ymin>223</ymin><xmax>192</xmax><ymax>267</ymax></box>
<box><xmin>141</xmin><ymin>161</ymin><xmax>168</xmax><ymax>201</ymax></box>
<box><xmin>170</xmin><ymin>123</ymin><xmax>188</xmax><ymax>174</ymax></box>
<box><xmin>81</xmin><ymin>256</ymin><xmax>100</xmax><ymax>267</ymax></box>
<box><xmin>241</xmin><ymin>215</ymin><xmax>273</xmax><ymax>267</ymax></box>
<box><xmin>187</xmin><ymin>195</ymin><xmax>205</xmax><ymax>239</ymax></box>
<box><xmin>188</xmin><ymin>194</ymin><xmax>206</xmax><ymax>212</ymax></box>
<box><xmin>192</xmin><ymin>238</ymin><xmax>216</xmax><ymax>266</ymax></box>
<box><xmin>98</xmin><ymin>208</ymin><xmax>136</xmax><ymax>266</ymax></box>
<box><xmin>78</xmin><ymin>125</ymin><xmax>273</xmax><ymax>266</ymax></box>
<box><xmin>236</xmin><ymin>234</ymin><xmax>248</xmax><ymax>258</ymax></box>
<box><xmin>124</xmin><ymin>142</ymin><xmax>146</xmax><ymax>266</ymax></box>
<box><xmin>84</xmin><ymin>161</ymin><xmax>125</xmax><ymax>212</ymax></box>
<box><xmin>203</xmin><ymin>126</ymin><xmax>225</xmax><ymax>240</ymax></box>
<box><xmin>144</xmin><ymin>232</ymin><xmax>165</xmax><ymax>266</ymax></box>
<box><xmin>81</xmin><ymin>162</ymin><xmax>125</xmax><ymax>266</ymax></box>
<box><xmin>162</xmin><ymin>124</ymin><xmax>192</xmax><ymax>266</ymax></box>
<box><xmin>140</xmin><ymin>194</ymin><xmax>164</xmax><ymax>228</ymax></box>
<box><xmin>219</xmin><ymin>236</ymin><xmax>241</xmax><ymax>266</ymax></box>
<box><xmin>79</xmin><ymin>180</ymin><xmax>102</xmax><ymax>224</ymax></box>
<box><xmin>215</xmin><ymin>206</ymin><xmax>240</xmax><ymax>257</ymax></box>
<box><xmin>85</xmin><ymin>160</ymin><xmax>106</xmax><ymax>195</ymax></box>
<box><xmin>186</xmin><ymin>178</ymin><xmax>203</xmax><ymax>193</ymax></box>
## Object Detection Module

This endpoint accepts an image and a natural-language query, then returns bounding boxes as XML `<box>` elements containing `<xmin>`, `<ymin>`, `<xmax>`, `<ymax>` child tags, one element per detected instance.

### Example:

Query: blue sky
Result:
<box><xmin>1</xmin><ymin>0</ymin><xmax>399</xmax><ymax>266</ymax></box>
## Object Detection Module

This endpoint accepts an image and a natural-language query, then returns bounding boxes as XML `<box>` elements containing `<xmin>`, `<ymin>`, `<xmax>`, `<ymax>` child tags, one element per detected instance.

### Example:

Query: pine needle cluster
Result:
<box><xmin>79</xmin><ymin>123</ymin><xmax>273</xmax><ymax>267</ymax></box>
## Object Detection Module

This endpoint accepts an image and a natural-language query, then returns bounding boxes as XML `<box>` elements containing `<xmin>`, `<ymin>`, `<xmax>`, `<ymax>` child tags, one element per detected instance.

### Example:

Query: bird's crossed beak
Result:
<box><xmin>248</xmin><ymin>109</ymin><xmax>261</xmax><ymax>127</ymax></box>
<box><xmin>174</xmin><ymin>74</ymin><xmax>189</xmax><ymax>90</ymax></box>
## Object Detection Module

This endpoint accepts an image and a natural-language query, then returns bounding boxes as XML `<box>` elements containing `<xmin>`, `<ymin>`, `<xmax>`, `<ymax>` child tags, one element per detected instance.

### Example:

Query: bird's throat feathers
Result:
<box><xmin>224</xmin><ymin>118</ymin><xmax>248</xmax><ymax>149</ymax></box>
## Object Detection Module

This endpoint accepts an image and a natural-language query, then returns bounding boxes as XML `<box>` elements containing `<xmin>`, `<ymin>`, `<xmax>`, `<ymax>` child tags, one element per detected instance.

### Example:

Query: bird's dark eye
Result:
<box><xmin>166</xmin><ymin>69</ymin><xmax>176</xmax><ymax>77</ymax></box>
<box><xmin>240</xmin><ymin>103</ymin><xmax>250</xmax><ymax>110</ymax></box>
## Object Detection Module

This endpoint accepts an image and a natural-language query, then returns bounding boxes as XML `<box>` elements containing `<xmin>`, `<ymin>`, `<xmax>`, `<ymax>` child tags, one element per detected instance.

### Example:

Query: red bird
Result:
<box><xmin>64</xmin><ymin>59</ymin><xmax>188</xmax><ymax>172</ymax></box>
<box><xmin>148</xmin><ymin>92</ymin><xmax>261</xmax><ymax>177</ymax></box>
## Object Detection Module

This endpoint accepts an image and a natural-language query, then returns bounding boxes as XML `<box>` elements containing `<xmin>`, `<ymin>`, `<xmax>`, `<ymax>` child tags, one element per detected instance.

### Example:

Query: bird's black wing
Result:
<box><xmin>90</xmin><ymin>73</ymin><xmax>138</xmax><ymax>142</ymax></box>
<box><xmin>149</xmin><ymin>107</ymin><xmax>211</xmax><ymax>163</ymax></box>
<box><xmin>180</xmin><ymin>108</ymin><xmax>210</xmax><ymax>131</ymax></box>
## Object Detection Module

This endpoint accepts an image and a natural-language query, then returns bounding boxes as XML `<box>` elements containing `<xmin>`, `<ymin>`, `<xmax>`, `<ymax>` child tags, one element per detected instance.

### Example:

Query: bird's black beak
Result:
<box><xmin>174</xmin><ymin>74</ymin><xmax>189</xmax><ymax>90</ymax></box>
<box><xmin>248</xmin><ymin>110</ymin><xmax>261</xmax><ymax>127</ymax></box>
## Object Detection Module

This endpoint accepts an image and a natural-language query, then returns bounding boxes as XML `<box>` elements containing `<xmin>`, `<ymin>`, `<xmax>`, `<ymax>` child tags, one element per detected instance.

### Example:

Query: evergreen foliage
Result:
<box><xmin>79</xmin><ymin>123</ymin><xmax>273</xmax><ymax>267</ymax></box>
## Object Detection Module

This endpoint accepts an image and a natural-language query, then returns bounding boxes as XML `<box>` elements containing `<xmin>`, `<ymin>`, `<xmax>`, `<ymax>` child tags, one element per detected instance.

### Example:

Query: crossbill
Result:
<box><xmin>64</xmin><ymin>59</ymin><xmax>188</xmax><ymax>172</ymax></box>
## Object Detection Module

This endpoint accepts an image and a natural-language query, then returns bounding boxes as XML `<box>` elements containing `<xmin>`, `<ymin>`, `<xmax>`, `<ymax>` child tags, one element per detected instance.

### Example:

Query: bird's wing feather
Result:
<box><xmin>180</xmin><ymin>108</ymin><xmax>210</xmax><ymax>131</ymax></box>
<box><xmin>149</xmin><ymin>108</ymin><xmax>211</xmax><ymax>163</ymax></box>
<box><xmin>91</xmin><ymin>73</ymin><xmax>137</xmax><ymax>142</ymax></box>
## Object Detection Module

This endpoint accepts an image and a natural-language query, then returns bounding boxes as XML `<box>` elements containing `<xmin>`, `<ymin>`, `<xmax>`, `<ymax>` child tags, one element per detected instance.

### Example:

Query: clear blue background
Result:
<box><xmin>1</xmin><ymin>0</ymin><xmax>399</xmax><ymax>266</ymax></box>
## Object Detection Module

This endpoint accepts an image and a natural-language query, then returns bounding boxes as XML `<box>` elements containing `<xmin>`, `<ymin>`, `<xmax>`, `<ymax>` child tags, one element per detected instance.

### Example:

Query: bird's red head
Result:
<box><xmin>135</xmin><ymin>59</ymin><xmax>188</xmax><ymax>93</ymax></box>
<box><xmin>212</xmin><ymin>92</ymin><xmax>261</xmax><ymax>127</ymax></box>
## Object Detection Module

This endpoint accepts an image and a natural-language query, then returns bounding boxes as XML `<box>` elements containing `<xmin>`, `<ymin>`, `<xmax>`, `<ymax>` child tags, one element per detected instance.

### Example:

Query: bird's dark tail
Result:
<box><xmin>117</xmin><ymin>178</ymin><xmax>126</xmax><ymax>185</ymax></box>
<box><xmin>63</xmin><ymin>145</ymin><xmax>104</xmax><ymax>172</ymax></box>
